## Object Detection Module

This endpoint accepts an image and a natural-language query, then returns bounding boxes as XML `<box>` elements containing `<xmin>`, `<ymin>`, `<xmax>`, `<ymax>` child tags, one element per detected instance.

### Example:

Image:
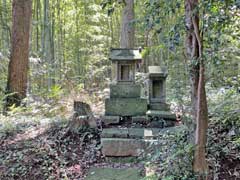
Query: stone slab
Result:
<box><xmin>101</xmin><ymin>138</ymin><xmax>161</xmax><ymax>157</ymax></box>
<box><xmin>102</xmin><ymin>116</ymin><xmax>120</xmax><ymax>125</ymax></box>
<box><xmin>149</xmin><ymin>103</ymin><xmax>170</xmax><ymax>111</ymax></box>
<box><xmin>105</xmin><ymin>157</ymin><xmax>139</xmax><ymax>163</ymax></box>
<box><xmin>101</xmin><ymin>138</ymin><xmax>146</xmax><ymax>157</ymax></box>
<box><xmin>105</xmin><ymin>98</ymin><xmax>148</xmax><ymax>116</ymax></box>
<box><xmin>128</xmin><ymin>128</ymin><xmax>161</xmax><ymax>139</ymax></box>
<box><xmin>110</xmin><ymin>84</ymin><xmax>141</xmax><ymax>98</ymax></box>
<box><xmin>146</xmin><ymin>110</ymin><xmax>176</xmax><ymax>120</ymax></box>
<box><xmin>101</xmin><ymin>128</ymin><xmax>162</xmax><ymax>139</ymax></box>
<box><xmin>86</xmin><ymin>167</ymin><xmax>142</xmax><ymax>180</ymax></box>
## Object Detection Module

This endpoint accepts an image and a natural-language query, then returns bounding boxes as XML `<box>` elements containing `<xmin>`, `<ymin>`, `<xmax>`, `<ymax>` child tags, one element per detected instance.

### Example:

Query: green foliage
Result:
<box><xmin>207</xmin><ymin>85</ymin><xmax>240</xmax><ymax>178</ymax></box>
<box><xmin>48</xmin><ymin>85</ymin><xmax>63</xmax><ymax>100</ymax></box>
<box><xmin>144</xmin><ymin>127</ymin><xmax>196</xmax><ymax>179</ymax></box>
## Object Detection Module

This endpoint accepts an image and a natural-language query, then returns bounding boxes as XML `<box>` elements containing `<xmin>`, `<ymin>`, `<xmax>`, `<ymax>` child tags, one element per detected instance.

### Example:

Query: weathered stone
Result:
<box><xmin>132</xmin><ymin>116</ymin><xmax>147</xmax><ymax>123</ymax></box>
<box><xmin>101</xmin><ymin>138</ymin><xmax>146</xmax><ymax>157</ymax></box>
<box><xmin>110</xmin><ymin>49</ymin><xmax>142</xmax><ymax>61</ymax></box>
<box><xmin>101</xmin><ymin>128</ymin><xmax>162</xmax><ymax>139</ymax></box>
<box><xmin>148</xmin><ymin>66</ymin><xmax>168</xmax><ymax>76</ymax></box>
<box><xmin>148</xmin><ymin>66</ymin><xmax>167</xmax><ymax>104</ymax></box>
<box><xmin>105</xmin><ymin>157</ymin><xmax>139</xmax><ymax>163</ymax></box>
<box><xmin>101</xmin><ymin>128</ymin><xmax>128</xmax><ymax>138</ymax></box>
<box><xmin>102</xmin><ymin>116</ymin><xmax>120</xmax><ymax>125</ymax></box>
<box><xmin>146</xmin><ymin>110</ymin><xmax>176</xmax><ymax>120</ymax></box>
<box><xmin>86</xmin><ymin>167</ymin><xmax>142</xmax><ymax>180</ymax></box>
<box><xmin>105</xmin><ymin>98</ymin><xmax>147</xmax><ymax>116</ymax></box>
<box><xmin>101</xmin><ymin>138</ymin><xmax>162</xmax><ymax>157</ymax></box>
<box><xmin>128</xmin><ymin>128</ymin><xmax>161</xmax><ymax>139</ymax></box>
<box><xmin>149</xmin><ymin>102</ymin><xmax>170</xmax><ymax>111</ymax></box>
<box><xmin>110</xmin><ymin>84</ymin><xmax>141</xmax><ymax>98</ymax></box>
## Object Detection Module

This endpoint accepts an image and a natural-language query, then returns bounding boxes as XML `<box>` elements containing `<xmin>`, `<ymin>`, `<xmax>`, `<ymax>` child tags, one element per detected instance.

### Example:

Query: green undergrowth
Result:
<box><xmin>143</xmin><ymin>126</ymin><xmax>195</xmax><ymax>180</ymax></box>
<box><xmin>0</xmin><ymin>115</ymin><xmax>102</xmax><ymax>180</ymax></box>
<box><xmin>207</xmin><ymin>87</ymin><xmax>240</xmax><ymax>179</ymax></box>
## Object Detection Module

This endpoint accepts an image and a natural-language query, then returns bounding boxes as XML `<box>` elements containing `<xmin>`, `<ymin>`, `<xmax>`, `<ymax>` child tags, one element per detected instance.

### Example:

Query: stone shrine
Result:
<box><xmin>104</xmin><ymin>48</ymin><xmax>147</xmax><ymax>123</ymax></box>
<box><xmin>101</xmin><ymin>48</ymin><xmax>177</xmax><ymax>157</ymax></box>
<box><xmin>146</xmin><ymin>66</ymin><xmax>176</xmax><ymax>127</ymax></box>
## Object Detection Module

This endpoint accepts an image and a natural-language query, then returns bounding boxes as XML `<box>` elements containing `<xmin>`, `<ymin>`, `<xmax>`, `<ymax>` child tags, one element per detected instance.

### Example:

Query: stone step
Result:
<box><xmin>86</xmin><ymin>167</ymin><xmax>142</xmax><ymax>180</ymax></box>
<box><xmin>101</xmin><ymin>128</ymin><xmax>163</xmax><ymax>139</ymax></box>
<box><xmin>146</xmin><ymin>110</ymin><xmax>176</xmax><ymax>120</ymax></box>
<box><xmin>149</xmin><ymin>102</ymin><xmax>170</xmax><ymax>111</ymax></box>
<box><xmin>101</xmin><ymin>138</ymin><xmax>160</xmax><ymax>157</ymax></box>
<box><xmin>101</xmin><ymin>126</ymin><xmax>186</xmax><ymax>157</ymax></box>
<box><xmin>102</xmin><ymin>115</ymin><xmax>120</xmax><ymax>125</ymax></box>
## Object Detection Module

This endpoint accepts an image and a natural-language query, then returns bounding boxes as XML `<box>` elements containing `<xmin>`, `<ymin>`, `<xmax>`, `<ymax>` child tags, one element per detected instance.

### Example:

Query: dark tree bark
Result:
<box><xmin>120</xmin><ymin>0</ymin><xmax>135</xmax><ymax>48</ymax></box>
<box><xmin>185</xmin><ymin>0</ymin><xmax>209</xmax><ymax>177</ymax></box>
<box><xmin>5</xmin><ymin>0</ymin><xmax>32</xmax><ymax>109</ymax></box>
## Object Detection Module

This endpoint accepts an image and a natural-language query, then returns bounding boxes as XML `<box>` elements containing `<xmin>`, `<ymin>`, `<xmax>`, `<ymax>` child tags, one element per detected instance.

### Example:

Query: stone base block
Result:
<box><xmin>86</xmin><ymin>167</ymin><xmax>142</xmax><ymax>180</ymax></box>
<box><xmin>146</xmin><ymin>110</ymin><xmax>176</xmax><ymax>120</ymax></box>
<box><xmin>102</xmin><ymin>116</ymin><xmax>120</xmax><ymax>125</ymax></box>
<box><xmin>110</xmin><ymin>84</ymin><xmax>141</xmax><ymax>98</ymax></box>
<box><xmin>101</xmin><ymin>138</ymin><xmax>160</xmax><ymax>157</ymax></box>
<box><xmin>101</xmin><ymin>128</ymin><xmax>162</xmax><ymax>139</ymax></box>
<box><xmin>149</xmin><ymin>103</ymin><xmax>170</xmax><ymax>111</ymax></box>
<box><xmin>105</xmin><ymin>98</ymin><xmax>147</xmax><ymax>116</ymax></box>
<box><xmin>101</xmin><ymin>138</ymin><xmax>145</xmax><ymax>157</ymax></box>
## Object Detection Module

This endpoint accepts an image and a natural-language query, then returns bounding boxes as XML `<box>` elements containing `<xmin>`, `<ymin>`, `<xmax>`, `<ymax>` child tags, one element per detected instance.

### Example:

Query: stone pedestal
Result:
<box><xmin>110</xmin><ymin>84</ymin><xmax>141</xmax><ymax>98</ymax></box>
<box><xmin>105</xmin><ymin>98</ymin><xmax>147</xmax><ymax>116</ymax></box>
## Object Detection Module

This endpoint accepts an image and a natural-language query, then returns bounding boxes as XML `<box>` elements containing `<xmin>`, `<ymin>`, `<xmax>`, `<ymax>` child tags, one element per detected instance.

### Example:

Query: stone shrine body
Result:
<box><xmin>104</xmin><ymin>48</ymin><xmax>147</xmax><ymax>121</ymax></box>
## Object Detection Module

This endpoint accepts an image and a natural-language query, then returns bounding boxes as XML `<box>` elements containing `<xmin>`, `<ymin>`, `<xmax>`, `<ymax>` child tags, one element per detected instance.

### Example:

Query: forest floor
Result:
<box><xmin>0</xmin><ymin>114</ymin><xmax>145</xmax><ymax>180</ymax></box>
<box><xmin>1</xmin><ymin>115</ymin><xmax>239</xmax><ymax>180</ymax></box>
<box><xmin>0</xmin><ymin>88</ymin><xmax>239</xmax><ymax>180</ymax></box>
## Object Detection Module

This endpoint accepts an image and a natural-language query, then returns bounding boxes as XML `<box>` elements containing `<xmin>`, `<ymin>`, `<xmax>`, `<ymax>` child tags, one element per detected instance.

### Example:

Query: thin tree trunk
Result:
<box><xmin>36</xmin><ymin>0</ymin><xmax>40</xmax><ymax>52</ymax></box>
<box><xmin>185</xmin><ymin>0</ymin><xmax>199</xmax><ymax>121</ymax></box>
<box><xmin>1</xmin><ymin>0</ymin><xmax>11</xmax><ymax>52</ymax></box>
<box><xmin>5</xmin><ymin>0</ymin><xmax>32</xmax><ymax>109</ymax></box>
<box><xmin>185</xmin><ymin>0</ymin><xmax>209</xmax><ymax>177</ymax></box>
<box><xmin>50</xmin><ymin>0</ymin><xmax>55</xmax><ymax>85</ymax></box>
<box><xmin>194</xmin><ymin>60</ymin><xmax>209</xmax><ymax>177</ymax></box>
<box><xmin>120</xmin><ymin>0</ymin><xmax>135</xmax><ymax>48</ymax></box>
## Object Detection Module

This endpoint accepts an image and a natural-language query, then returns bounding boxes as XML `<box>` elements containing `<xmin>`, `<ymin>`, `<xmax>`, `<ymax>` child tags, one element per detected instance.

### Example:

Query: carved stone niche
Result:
<box><xmin>148</xmin><ymin>66</ymin><xmax>168</xmax><ymax>104</ymax></box>
<box><xmin>110</xmin><ymin>48</ymin><xmax>142</xmax><ymax>84</ymax></box>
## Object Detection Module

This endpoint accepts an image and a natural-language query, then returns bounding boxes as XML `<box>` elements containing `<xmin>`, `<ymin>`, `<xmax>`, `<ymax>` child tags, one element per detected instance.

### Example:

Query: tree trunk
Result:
<box><xmin>185</xmin><ymin>0</ymin><xmax>199</xmax><ymax>121</ymax></box>
<box><xmin>120</xmin><ymin>0</ymin><xmax>135</xmax><ymax>48</ymax></box>
<box><xmin>185</xmin><ymin>0</ymin><xmax>209</xmax><ymax>177</ymax></box>
<box><xmin>5</xmin><ymin>0</ymin><xmax>32</xmax><ymax>109</ymax></box>
<box><xmin>194</xmin><ymin>60</ymin><xmax>209</xmax><ymax>177</ymax></box>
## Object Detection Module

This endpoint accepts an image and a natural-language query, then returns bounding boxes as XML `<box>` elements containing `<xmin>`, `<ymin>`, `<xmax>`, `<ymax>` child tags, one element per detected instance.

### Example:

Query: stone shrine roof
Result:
<box><xmin>109</xmin><ymin>48</ymin><xmax>142</xmax><ymax>61</ymax></box>
<box><xmin>148</xmin><ymin>66</ymin><xmax>168</xmax><ymax>77</ymax></box>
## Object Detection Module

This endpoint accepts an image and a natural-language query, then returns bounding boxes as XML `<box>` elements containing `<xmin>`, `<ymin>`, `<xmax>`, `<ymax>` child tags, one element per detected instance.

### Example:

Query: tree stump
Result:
<box><xmin>68</xmin><ymin>101</ymin><xmax>97</xmax><ymax>130</ymax></box>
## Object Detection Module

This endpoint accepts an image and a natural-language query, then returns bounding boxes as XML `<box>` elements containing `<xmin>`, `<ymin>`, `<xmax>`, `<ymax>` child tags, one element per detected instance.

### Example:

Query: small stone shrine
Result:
<box><xmin>101</xmin><ymin>49</ymin><xmax>177</xmax><ymax>158</ymax></box>
<box><xmin>104</xmin><ymin>48</ymin><xmax>147</xmax><ymax>123</ymax></box>
<box><xmin>146</xmin><ymin>66</ymin><xmax>176</xmax><ymax>127</ymax></box>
